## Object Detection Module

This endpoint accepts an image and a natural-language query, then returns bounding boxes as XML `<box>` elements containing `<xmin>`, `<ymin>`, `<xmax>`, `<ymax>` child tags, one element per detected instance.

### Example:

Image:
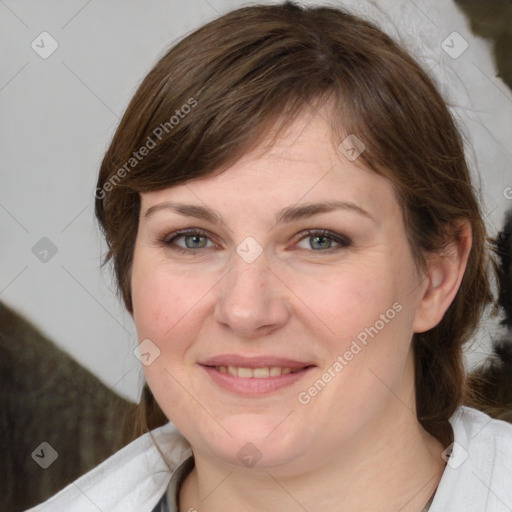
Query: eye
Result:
<box><xmin>159</xmin><ymin>228</ymin><xmax>350</xmax><ymax>255</ymax></box>
<box><xmin>160</xmin><ymin>228</ymin><xmax>217</xmax><ymax>253</ymax></box>
<box><xmin>295</xmin><ymin>229</ymin><xmax>351</xmax><ymax>252</ymax></box>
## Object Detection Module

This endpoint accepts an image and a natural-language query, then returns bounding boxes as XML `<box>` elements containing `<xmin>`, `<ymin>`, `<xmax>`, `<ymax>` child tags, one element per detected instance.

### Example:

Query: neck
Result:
<box><xmin>179</xmin><ymin>404</ymin><xmax>447</xmax><ymax>512</ymax></box>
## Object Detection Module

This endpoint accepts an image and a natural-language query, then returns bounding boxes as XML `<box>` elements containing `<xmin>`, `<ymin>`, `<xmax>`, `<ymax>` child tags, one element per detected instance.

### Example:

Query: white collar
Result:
<box><xmin>430</xmin><ymin>406</ymin><xmax>512</xmax><ymax>511</ymax></box>
<box><xmin>27</xmin><ymin>421</ymin><xmax>192</xmax><ymax>512</ymax></box>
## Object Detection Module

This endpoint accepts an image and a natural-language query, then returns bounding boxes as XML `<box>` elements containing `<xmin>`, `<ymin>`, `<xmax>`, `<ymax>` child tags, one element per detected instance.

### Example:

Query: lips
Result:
<box><xmin>199</xmin><ymin>354</ymin><xmax>313</xmax><ymax>370</ymax></box>
<box><xmin>198</xmin><ymin>354</ymin><xmax>315</xmax><ymax>395</ymax></box>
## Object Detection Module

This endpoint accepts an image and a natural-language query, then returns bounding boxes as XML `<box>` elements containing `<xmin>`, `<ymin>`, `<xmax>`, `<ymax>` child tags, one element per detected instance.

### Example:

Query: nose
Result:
<box><xmin>214</xmin><ymin>253</ymin><xmax>291</xmax><ymax>339</ymax></box>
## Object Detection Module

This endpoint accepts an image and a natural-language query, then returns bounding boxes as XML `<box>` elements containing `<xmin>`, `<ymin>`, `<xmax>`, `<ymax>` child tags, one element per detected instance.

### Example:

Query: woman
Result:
<box><xmin>27</xmin><ymin>1</ymin><xmax>512</xmax><ymax>511</ymax></box>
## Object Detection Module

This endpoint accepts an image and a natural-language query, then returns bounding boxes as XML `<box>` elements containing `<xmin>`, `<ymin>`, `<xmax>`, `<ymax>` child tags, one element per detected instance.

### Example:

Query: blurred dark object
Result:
<box><xmin>468</xmin><ymin>340</ymin><xmax>512</xmax><ymax>423</ymax></box>
<box><xmin>0</xmin><ymin>301</ymin><xmax>137</xmax><ymax>512</ymax></box>
<box><xmin>494</xmin><ymin>210</ymin><xmax>512</xmax><ymax>332</ymax></box>
<box><xmin>454</xmin><ymin>0</ymin><xmax>512</xmax><ymax>90</ymax></box>
<box><xmin>467</xmin><ymin>210</ymin><xmax>512</xmax><ymax>423</ymax></box>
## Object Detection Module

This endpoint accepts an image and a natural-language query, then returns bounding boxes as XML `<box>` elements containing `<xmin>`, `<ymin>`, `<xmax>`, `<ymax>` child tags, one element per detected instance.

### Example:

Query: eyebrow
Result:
<box><xmin>144</xmin><ymin>200</ymin><xmax>375</xmax><ymax>224</ymax></box>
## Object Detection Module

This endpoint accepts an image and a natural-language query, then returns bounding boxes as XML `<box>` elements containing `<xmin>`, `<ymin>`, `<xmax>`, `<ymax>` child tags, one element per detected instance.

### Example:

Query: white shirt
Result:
<box><xmin>26</xmin><ymin>406</ymin><xmax>512</xmax><ymax>511</ymax></box>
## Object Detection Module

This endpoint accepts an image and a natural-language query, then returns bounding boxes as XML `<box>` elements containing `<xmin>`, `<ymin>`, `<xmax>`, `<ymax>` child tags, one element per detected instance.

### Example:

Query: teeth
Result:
<box><xmin>270</xmin><ymin>366</ymin><xmax>282</xmax><ymax>377</ymax></box>
<box><xmin>218</xmin><ymin>365</ymin><xmax>303</xmax><ymax>378</ymax></box>
<box><xmin>253</xmin><ymin>367</ymin><xmax>269</xmax><ymax>378</ymax></box>
<box><xmin>237</xmin><ymin>366</ymin><xmax>253</xmax><ymax>378</ymax></box>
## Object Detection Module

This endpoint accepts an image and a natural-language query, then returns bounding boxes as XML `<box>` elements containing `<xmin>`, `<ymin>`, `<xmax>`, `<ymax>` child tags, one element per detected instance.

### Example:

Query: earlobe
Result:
<box><xmin>413</xmin><ymin>220</ymin><xmax>472</xmax><ymax>333</ymax></box>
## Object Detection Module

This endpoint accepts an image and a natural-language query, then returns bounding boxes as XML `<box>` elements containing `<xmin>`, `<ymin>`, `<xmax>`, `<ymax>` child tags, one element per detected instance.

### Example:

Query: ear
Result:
<box><xmin>413</xmin><ymin>219</ymin><xmax>472</xmax><ymax>333</ymax></box>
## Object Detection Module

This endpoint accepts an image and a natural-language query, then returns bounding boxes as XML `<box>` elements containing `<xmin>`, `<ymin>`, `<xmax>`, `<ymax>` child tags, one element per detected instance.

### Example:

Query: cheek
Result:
<box><xmin>130</xmin><ymin>256</ymin><xmax>213</xmax><ymax>422</ymax></box>
<box><xmin>290</xmin><ymin>250</ymin><xmax>416</xmax><ymax>380</ymax></box>
<box><xmin>290</xmin><ymin>263</ymin><xmax>397</xmax><ymax>343</ymax></box>
<box><xmin>131</xmin><ymin>251</ymin><xmax>208</xmax><ymax>341</ymax></box>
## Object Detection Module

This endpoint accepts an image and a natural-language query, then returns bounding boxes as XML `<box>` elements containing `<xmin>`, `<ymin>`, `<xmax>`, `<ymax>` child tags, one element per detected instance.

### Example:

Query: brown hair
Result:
<box><xmin>95</xmin><ymin>1</ymin><xmax>494</xmax><ymax>446</ymax></box>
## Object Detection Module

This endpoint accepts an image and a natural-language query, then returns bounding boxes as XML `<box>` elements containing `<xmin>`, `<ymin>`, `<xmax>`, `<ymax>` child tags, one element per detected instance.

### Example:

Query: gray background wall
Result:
<box><xmin>1</xmin><ymin>0</ymin><xmax>511</xmax><ymax>402</ymax></box>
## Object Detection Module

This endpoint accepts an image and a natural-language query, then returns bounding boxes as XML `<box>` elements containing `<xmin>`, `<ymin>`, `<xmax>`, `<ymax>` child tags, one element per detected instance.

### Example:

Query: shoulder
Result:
<box><xmin>451</xmin><ymin>405</ymin><xmax>512</xmax><ymax>440</ymax></box>
<box><xmin>431</xmin><ymin>406</ymin><xmax>512</xmax><ymax>512</ymax></box>
<box><xmin>25</xmin><ymin>422</ymin><xmax>192</xmax><ymax>512</ymax></box>
<box><xmin>449</xmin><ymin>406</ymin><xmax>512</xmax><ymax>468</ymax></box>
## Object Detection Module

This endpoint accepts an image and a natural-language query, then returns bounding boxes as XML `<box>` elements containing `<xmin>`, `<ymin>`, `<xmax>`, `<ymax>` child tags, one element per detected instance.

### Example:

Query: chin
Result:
<box><xmin>223</xmin><ymin>412</ymin><xmax>292</xmax><ymax>441</ymax></box>
<box><xmin>194</xmin><ymin>413</ymin><xmax>308</xmax><ymax>469</ymax></box>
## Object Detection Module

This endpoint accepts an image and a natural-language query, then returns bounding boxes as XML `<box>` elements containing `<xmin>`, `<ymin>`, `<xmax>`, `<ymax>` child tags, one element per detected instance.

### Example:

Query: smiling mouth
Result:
<box><xmin>206</xmin><ymin>365</ymin><xmax>312</xmax><ymax>378</ymax></box>
<box><xmin>200</xmin><ymin>362</ymin><xmax>315</xmax><ymax>395</ymax></box>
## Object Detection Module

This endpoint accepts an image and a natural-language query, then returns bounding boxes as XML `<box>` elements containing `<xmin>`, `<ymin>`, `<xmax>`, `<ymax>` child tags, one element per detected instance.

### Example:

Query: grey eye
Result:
<box><xmin>309</xmin><ymin>235</ymin><xmax>334</xmax><ymax>250</ymax></box>
<box><xmin>179</xmin><ymin>234</ymin><xmax>208</xmax><ymax>249</ymax></box>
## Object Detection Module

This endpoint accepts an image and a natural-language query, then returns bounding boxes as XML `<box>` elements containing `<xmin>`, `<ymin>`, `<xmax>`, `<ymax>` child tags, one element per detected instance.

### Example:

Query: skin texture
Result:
<box><xmin>130</xmin><ymin>106</ymin><xmax>471</xmax><ymax>511</ymax></box>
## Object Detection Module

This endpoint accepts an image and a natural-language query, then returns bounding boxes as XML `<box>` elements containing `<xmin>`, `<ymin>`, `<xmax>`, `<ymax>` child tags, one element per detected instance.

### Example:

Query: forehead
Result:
<box><xmin>139</xmin><ymin>108</ymin><xmax>400</xmax><ymax>224</ymax></box>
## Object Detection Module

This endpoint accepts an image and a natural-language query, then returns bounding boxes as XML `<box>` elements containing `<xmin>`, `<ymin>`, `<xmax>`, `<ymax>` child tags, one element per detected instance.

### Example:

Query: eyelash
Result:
<box><xmin>159</xmin><ymin>228</ymin><xmax>351</xmax><ymax>255</ymax></box>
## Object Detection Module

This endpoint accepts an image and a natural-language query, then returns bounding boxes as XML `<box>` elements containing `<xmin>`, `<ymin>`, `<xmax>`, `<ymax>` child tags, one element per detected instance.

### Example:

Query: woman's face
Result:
<box><xmin>131</xmin><ymin>108</ymin><xmax>431</xmax><ymax>472</ymax></box>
